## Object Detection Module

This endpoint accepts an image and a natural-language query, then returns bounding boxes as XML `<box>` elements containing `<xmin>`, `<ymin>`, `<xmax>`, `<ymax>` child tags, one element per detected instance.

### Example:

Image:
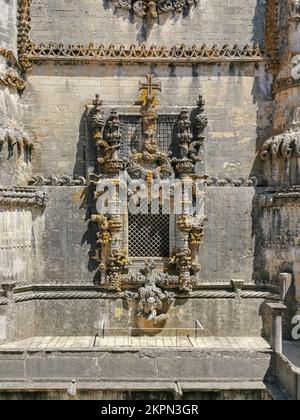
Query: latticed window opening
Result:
<box><xmin>128</xmin><ymin>213</ymin><xmax>170</xmax><ymax>258</ymax></box>
<box><xmin>120</xmin><ymin>115</ymin><xmax>177</xmax><ymax>158</ymax></box>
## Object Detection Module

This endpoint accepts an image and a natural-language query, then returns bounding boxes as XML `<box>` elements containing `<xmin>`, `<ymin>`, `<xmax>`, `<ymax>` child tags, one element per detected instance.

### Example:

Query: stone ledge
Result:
<box><xmin>0</xmin><ymin>347</ymin><xmax>272</xmax><ymax>383</ymax></box>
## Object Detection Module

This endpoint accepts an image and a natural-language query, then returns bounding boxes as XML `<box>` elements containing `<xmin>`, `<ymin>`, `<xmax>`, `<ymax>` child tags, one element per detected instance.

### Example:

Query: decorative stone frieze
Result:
<box><xmin>25</xmin><ymin>42</ymin><xmax>266</xmax><ymax>66</ymax></box>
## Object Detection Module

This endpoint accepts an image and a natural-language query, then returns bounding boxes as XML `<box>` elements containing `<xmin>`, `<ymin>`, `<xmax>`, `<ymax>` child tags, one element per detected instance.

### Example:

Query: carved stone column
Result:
<box><xmin>273</xmin><ymin>0</ymin><xmax>300</xmax><ymax>134</ymax></box>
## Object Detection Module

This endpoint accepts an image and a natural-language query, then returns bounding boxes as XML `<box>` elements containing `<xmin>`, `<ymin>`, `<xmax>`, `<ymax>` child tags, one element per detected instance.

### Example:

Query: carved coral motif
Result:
<box><xmin>110</xmin><ymin>0</ymin><xmax>198</xmax><ymax>21</ymax></box>
<box><xmin>260</xmin><ymin>130</ymin><xmax>300</xmax><ymax>160</ymax></box>
<box><xmin>123</xmin><ymin>260</ymin><xmax>174</xmax><ymax>326</ymax></box>
<box><xmin>0</xmin><ymin>70</ymin><xmax>27</xmax><ymax>91</ymax></box>
<box><xmin>17</xmin><ymin>0</ymin><xmax>33</xmax><ymax>71</ymax></box>
<box><xmin>89</xmin><ymin>99</ymin><xmax>125</xmax><ymax>174</ymax></box>
<box><xmin>0</xmin><ymin>127</ymin><xmax>33</xmax><ymax>158</ymax></box>
<box><xmin>172</xmin><ymin>102</ymin><xmax>207</xmax><ymax>175</ymax></box>
<box><xmin>130</xmin><ymin>75</ymin><xmax>174</xmax><ymax>175</ymax></box>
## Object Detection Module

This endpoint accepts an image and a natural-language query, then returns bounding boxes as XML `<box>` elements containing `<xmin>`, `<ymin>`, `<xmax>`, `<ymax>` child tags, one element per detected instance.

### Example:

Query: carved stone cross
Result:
<box><xmin>137</xmin><ymin>74</ymin><xmax>162</xmax><ymax>105</ymax></box>
<box><xmin>139</xmin><ymin>74</ymin><xmax>161</xmax><ymax>97</ymax></box>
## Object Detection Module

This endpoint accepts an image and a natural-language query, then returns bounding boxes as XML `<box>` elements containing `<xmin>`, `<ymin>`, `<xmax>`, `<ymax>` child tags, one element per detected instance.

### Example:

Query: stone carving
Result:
<box><xmin>204</xmin><ymin>176</ymin><xmax>259</xmax><ymax>187</ymax></box>
<box><xmin>169</xmin><ymin>215</ymin><xmax>206</xmax><ymax>291</ymax></box>
<box><xmin>0</xmin><ymin>127</ymin><xmax>33</xmax><ymax>156</ymax></box>
<box><xmin>87</xmin><ymin>77</ymin><xmax>208</xmax><ymax>296</ymax></box>
<box><xmin>90</xmin><ymin>214</ymin><xmax>112</xmax><ymax>247</ymax></box>
<box><xmin>0</xmin><ymin>49</ymin><xmax>19</xmax><ymax>67</ymax></box>
<box><xmin>123</xmin><ymin>260</ymin><xmax>174</xmax><ymax>326</ymax></box>
<box><xmin>289</xmin><ymin>0</ymin><xmax>300</xmax><ymax>21</ymax></box>
<box><xmin>265</xmin><ymin>0</ymin><xmax>280</xmax><ymax>75</ymax></box>
<box><xmin>29</xmin><ymin>176</ymin><xmax>86</xmax><ymax>186</ymax></box>
<box><xmin>25</xmin><ymin>42</ymin><xmax>265</xmax><ymax>67</ymax></box>
<box><xmin>0</xmin><ymin>70</ymin><xmax>26</xmax><ymax>91</ymax></box>
<box><xmin>0</xmin><ymin>188</ymin><xmax>47</xmax><ymax>209</ymax></box>
<box><xmin>17</xmin><ymin>0</ymin><xmax>33</xmax><ymax>71</ymax></box>
<box><xmin>106</xmin><ymin>250</ymin><xmax>131</xmax><ymax>292</ymax></box>
<box><xmin>257</xmin><ymin>187</ymin><xmax>300</xmax><ymax>207</ymax></box>
<box><xmin>194</xmin><ymin>95</ymin><xmax>208</xmax><ymax>151</ymax></box>
<box><xmin>172</xmin><ymin>103</ymin><xmax>207</xmax><ymax>175</ymax></box>
<box><xmin>89</xmin><ymin>99</ymin><xmax>125</xmax><ymax>174</ymax></box>
<box><xmin>131</xmin><ymin>75</ymin><xmax>172</xmax><ymax>170</ymax></box>
<box><xmin>109</xmin><ymin>0</ymin><xmax>198</xmax><ymax>21</ymax></box>
<box><xmin>260</xmin><ymin>130</ymin><xmax>300</xmax><ymax>160</ymax></box>
<box><xmin>0</xmin><ymin>287</ymin><xmax>278</xmax><ymax>307</ymax></box>
<box><xmin>90</xmin><ymin>94</ymin><xmax>105</xmax><ymax>147</ymax></box>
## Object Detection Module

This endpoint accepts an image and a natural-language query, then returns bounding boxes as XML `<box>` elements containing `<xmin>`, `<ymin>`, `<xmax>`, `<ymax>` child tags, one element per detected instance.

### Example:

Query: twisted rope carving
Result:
<box><xmin>14</xmin><ymin>291</ymin><xmax>121</xmax><ymax>302</ymax></box>
<box><xmin>29</xmin><ymin>176</ymin><xmax>87</xmax><ymax>186</ymax></box>
<box><xmin>0</xmin><ymin>189</ymin><xmax>47</xmax><ymax>209</ymax></box>
<box><xmin>0</xmin><ymin>298</ymin><xmax>8</xmax><ymax>306</ymax></box>
<box><xmin>11</xmin><ymin>290</ymin><xmax>279</xmax><ymax>303</ymax></box>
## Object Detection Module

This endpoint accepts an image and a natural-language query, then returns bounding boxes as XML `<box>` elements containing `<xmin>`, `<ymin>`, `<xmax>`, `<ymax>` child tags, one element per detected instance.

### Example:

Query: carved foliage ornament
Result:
<box><xmin>110</xmin><ymin>0</ymin><xmax>198</xmax><ymax>21</ymax></box>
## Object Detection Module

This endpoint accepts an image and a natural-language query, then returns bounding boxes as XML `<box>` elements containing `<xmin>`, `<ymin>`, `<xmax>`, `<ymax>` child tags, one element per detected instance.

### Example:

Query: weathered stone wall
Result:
<box><xmin>0</xmin><ymin>0</ymin><xmax>17</xmax><ymax>54</ymax></box>
<box><xmin>0</xmin><ymin>0</ymin><xmax>31</xmax><ymax>186</ymax></box>
<box><xmin>29</xmin><ymin>0</ymin><xmax>266</xmax><ymax>47</ymax></box>
<box><xmin>32</xmin><ymin>297</ymin><xmax>266</xmax><ymax>337</ymax></box>
<box><xmin>33</xmin><ymin>187</ymin><xmax>259</xmax><ymax>285</ymax></box>
<box><xmin>0</xmin><ymin>207</ymin><xmax>45</xmax><ymax>284</ymax></box>
<box><xmin>23</xmin><ymin>63</ymin><xmax>272</xmax><ymax>180</ymax></box>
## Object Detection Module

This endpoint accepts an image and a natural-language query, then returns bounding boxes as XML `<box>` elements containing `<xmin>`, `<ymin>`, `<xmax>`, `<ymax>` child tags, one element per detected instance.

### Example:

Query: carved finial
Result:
<box><xmin>93</xmin><ymin>94</ymin><xmax>103</xmax><ymax>108</ymax></box>
<box><xmin>197</xmin><ymin>95</ymin><xmax>206</xmax><ymax>110</ymax></box>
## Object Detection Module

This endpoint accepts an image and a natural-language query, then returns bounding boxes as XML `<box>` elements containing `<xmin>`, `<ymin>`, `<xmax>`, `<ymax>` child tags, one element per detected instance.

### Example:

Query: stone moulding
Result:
<box><xmin>29</xmin><ymin>176</ymin><xmax>86</xmax><ymax>186</ymax></box>
<box><xmin>26</xmin><ymin>43</ymin><xmax>266</xmax><ymax>66</ymax></box>
<box><xmin>0</xmin><ymin>188</ymin><xmax>47</xmax><ymax>209</ymax></box>
<box><xmin>204</xmin><ymin>176</ymin><xmax>258</xmax><ymax>187</ymax></box>
<box><xmin>257</xmin><ymin>188</ymin><xmax>300</xmax><ymax>207</ymax></box>
<box><xmin>0</xmin><ymin>288</ymin><xmax>280</xmax><ymax>306</ymax></box>
<box><xmin>28</xmin><ymin>175</ymin><xmax>259</xmax><ymax>187</ymax></box>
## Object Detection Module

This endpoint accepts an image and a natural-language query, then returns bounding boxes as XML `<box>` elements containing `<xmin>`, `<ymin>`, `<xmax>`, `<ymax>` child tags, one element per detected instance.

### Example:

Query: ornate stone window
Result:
<box><xmin>88</xmin><ymin>75</ymin><xmax>207</xmax><ymax>303</ymax></box>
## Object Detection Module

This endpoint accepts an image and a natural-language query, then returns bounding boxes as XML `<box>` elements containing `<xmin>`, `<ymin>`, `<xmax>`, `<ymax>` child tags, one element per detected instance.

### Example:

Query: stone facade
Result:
<box><xmin>0</xmin><ymin>0</ymin><xmax>299</xmax><ymax>400</ymax></box>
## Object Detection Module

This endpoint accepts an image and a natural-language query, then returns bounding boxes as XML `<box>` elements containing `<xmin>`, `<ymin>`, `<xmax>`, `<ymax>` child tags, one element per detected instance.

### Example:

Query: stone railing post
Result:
<box><xmin>279</xmin><ymin>273</ymin><xmax>293</xmax><ymax>302</ymax></box>
<box><xmin>267</xmin><ymin>303</ymin><xmax>287</xmax><ymax>354</ymax></box>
